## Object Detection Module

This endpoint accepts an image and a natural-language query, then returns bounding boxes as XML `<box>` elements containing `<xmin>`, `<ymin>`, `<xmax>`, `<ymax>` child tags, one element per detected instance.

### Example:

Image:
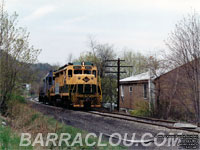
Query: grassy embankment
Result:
<box><xmin>0</xmin><ymin>95</ymin><xmax>125</xmax><ymax>150</ymax></box>
<box><xmin>0</xmin><ymin>115</ymin><xmax>32</xmax><ymax>150</ymax></box>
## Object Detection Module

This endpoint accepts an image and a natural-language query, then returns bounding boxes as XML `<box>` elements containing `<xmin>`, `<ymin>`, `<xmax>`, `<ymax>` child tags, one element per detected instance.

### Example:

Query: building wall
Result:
<box><xmin>153</xmin><ymin>64</ymin><xmax>197</xmax><ymax>120</ymax></box>
<box><xmin>120</xmin><ymin>61</ymin><xmax>198</xmax><ymax>121</ymax></box>
<box><xmin>120</xmin><ymin>81</ymin><xmax>149</xmax><ymax>110</ymax></box>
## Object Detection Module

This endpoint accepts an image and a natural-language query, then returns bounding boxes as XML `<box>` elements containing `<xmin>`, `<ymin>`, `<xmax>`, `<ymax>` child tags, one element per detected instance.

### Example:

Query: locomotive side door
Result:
<box><xmin>55</xmin><ymin>83</ymin><xmax>59</xmax><ymax>95</ymax></box>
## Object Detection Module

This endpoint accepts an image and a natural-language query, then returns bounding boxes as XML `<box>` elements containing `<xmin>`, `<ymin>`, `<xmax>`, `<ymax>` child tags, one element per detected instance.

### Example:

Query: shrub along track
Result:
<box><xmin>29</xmin><ymin>100</ymin><xmax>199</xmax><ymax>150</ymax></box>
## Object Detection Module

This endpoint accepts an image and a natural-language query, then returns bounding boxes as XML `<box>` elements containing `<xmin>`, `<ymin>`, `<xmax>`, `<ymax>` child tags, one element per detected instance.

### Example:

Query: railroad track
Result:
<box><xmin>85</xmin><ymin>110</ymin><xmax>200</xmax><ymax>134</ymax></box>
<box><xmin>30</xmin><ymin>100</ymin><xmax>200</xmax><ymax>134</ymax></box>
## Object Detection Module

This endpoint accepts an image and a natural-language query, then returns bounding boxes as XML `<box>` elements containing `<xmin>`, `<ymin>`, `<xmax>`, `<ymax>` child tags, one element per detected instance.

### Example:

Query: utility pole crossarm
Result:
<box><xmin>105</xmin><ymin>58</ymin><xmax>133</xmax><ymax>111</ymax></box>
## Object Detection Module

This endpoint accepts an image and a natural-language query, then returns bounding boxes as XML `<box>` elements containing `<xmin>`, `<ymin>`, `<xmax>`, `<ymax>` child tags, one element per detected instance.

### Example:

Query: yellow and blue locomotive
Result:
<box><xmin>39</xmin><ymin>62</ymin><xmax>102</xmax><ymax>108</ymax></box>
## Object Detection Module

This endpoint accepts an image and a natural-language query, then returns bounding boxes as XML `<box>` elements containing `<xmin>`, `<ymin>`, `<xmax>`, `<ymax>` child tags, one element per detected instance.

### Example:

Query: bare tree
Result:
<box><xmin>0</xmin><ymin>3</ymin><xmax>40</xmax><ymax>113</ymax></box>
<box><xmin>121</xmin><ymin>49</ymin><xmax>148</xmax><ymax>78</ymax></box>
<box><xmin>77</xmin><ymin>38</ymin><xmax>116</xmax><ymax>77</ymax></box>
<box><xmin>165</xmin><ymin>12</ymin><xmax>200</xmax><ymax>125</ymax></box>
<box><xmin>76</xmin><ymin>38</ymin><xmax>117</xmax><ymax>103</ymax></box>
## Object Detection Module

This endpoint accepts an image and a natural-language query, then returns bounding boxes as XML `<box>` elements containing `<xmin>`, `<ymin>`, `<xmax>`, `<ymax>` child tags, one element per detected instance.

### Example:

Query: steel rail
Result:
<box><xmin>30</xmin><ymin>100</ymin><xmax>200</xmax><ymax>134</ymax></box>
<box><xmin>86</xmin><ymin>111</ymin><xmax>200</xmax><ymax>134</ymax></box>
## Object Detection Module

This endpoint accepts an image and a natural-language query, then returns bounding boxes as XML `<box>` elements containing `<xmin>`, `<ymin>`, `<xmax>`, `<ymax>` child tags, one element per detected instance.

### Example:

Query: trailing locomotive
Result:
<box><xmin>39</xmin><ymin>62</ymin><xmax>102</xmax><ymax>108</ymax></box>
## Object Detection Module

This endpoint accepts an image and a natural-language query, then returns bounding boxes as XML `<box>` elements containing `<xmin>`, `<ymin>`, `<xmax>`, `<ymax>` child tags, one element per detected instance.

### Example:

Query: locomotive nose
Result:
<box><xmin>82</xmin><ymin>76</ymin><xmax>90</xmax><ymax>82</ymax></box>
<box><xmin>76</xmin><ymin>74</ymin><xmax>95</xmax><ymax>84</ymax></box>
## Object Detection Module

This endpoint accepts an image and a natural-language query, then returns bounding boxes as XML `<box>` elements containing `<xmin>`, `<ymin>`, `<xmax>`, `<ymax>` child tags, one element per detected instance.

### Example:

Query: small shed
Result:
<box><xmin>119</xmin><ymin>68</ymin><xmax>168</xmax><ymax>110</ymax></box>
<box><xmin>120</xmin><ymin>72</ymin><xmax>150</xmax><ymax>110</ymax></box>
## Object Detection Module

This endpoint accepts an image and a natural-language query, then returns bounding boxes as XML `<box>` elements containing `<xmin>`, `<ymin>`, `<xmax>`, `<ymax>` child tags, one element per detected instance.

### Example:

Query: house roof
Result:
<box><xmin>120</xmin><ymin>68</ymin><xmax>171</xmax><ymax>83</ymax></box>
<box><xmin>120</xmin><ymin>72</ymin><xmax>149</xmax><ymax>82</ymax></box>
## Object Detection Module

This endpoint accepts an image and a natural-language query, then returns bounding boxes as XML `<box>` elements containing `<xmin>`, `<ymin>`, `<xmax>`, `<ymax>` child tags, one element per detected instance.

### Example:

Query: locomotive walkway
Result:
<box><xmin>29</xmin><ymin>100</ymin><xmax>199</xmax><ymax>150</ymax></box>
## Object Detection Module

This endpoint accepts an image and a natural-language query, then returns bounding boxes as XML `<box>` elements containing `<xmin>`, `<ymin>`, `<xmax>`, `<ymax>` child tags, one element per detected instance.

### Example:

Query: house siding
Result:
<box><xmin>120</xmin><ymin>82</ymin><xmax>149</xmax><ymax>110</ymax></box>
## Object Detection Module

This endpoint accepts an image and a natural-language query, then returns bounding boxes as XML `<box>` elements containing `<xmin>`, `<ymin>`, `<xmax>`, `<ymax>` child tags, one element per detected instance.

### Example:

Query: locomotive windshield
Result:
<box><xmin>74</xmin><ymin>70</ymin><xmax>93</xmax><ymax>74</ymax></box>
<box><xmin>85</xmin><ymin>66</ymin><xmax>92</xmax><ymax>69</ymax></box>
<box><xmin>73</xmin><ymin>66</ymin><xmax>81</xmax><ymax>69</ymax></box>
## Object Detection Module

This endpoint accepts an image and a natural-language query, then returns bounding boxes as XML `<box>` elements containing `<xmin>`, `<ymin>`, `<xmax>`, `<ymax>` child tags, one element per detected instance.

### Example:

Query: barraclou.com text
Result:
<box><xmin>20</xmin><ymin>132</ymin><xmax>198</xmax><ymax>148</ymax></box>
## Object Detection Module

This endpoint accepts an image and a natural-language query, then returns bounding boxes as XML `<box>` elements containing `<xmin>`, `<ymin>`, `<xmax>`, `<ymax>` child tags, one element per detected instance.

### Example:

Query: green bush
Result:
<box><xmin>130</xmin><ymin>100</ymin><xmax>150</xmax><ymax>117</ymax></box>
<box><xmin>11</xmin><ymin>94</ymin><xmax>26</xmax><ymax>104</ymax></box>
<box><xmin>6</xmin><ymin>94</ymin><xmax>26</xmax><ymax>108</ymax></box>
<box><xmin>0</xmin><ymin>123</ymin><xmax>32</xmax><ymax>150</ymax></box>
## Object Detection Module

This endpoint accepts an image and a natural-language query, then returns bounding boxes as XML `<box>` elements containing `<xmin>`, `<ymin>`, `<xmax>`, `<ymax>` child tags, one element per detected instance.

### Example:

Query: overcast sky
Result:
<box><xmin>5</xmin><ymin>0</ymin><xmax>200</xmax><ymax>65</ymax></box>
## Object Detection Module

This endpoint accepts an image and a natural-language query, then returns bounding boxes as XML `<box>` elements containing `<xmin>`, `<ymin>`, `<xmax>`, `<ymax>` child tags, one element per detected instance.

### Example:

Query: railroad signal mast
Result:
<box><xmin>105</xmin><ymin>58</ymin><xmax>132</xmax><ymax>111</ymax></box>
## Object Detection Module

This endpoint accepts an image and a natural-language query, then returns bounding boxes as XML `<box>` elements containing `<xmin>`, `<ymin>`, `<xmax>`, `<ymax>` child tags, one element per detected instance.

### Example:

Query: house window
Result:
<box><xmin>129</xmin><ymin>86</ymin><xmax>133</xmax><ymax>92</ymax></box>
<box><xmin>144</xmin><ymin>84</ymin><xmax>147</xmax><ymax>99</ymax></box>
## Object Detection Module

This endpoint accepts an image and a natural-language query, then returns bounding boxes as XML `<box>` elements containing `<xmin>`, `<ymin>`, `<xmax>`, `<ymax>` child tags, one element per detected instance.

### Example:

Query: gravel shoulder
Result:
<box><xmin>30</xmin><ymin>102</ymin><xmax>199</xmax><ymax>150</ymax></box>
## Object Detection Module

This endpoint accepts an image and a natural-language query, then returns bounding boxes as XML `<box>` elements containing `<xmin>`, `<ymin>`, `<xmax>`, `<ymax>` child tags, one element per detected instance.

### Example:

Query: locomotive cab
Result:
<box><xmin>67</xmin><ymin>62</ymin><xmax>102</xmax><ymax>108</ymax></box>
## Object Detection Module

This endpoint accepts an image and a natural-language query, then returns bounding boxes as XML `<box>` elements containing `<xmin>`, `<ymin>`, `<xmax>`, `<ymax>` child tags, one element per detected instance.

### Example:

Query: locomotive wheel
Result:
<box><xmin>84</xmin><ymin>101</ymin><xmax>91</xmax><ymax>110</ymax></box>
<box><xmin>65</xmin><ymin>101</ymin><xmax>72</xmax><ymax>109</ymax></box>
<box><xmin>39</xmin><ymin>96</ymin><xmax>41</xmax><ymax>102</ymax></box>
<box><xmin>42</xmin><ymin>97</ymin><xmax>47</xmax><ymax>104</ymax></box>
<box><xmin>49</xmin><ymin>96</ymin><xmax>54</xmax><ymax>106</ymax></box>
<box><xmin>52</xmin><ymin>100</ymin><xmax>57</xmax><ymax>106</ymax></box>
<box><xmin>62</xmin><ymin>97</ymin><xmax>70</xmax><ymax>109</ymax></box>
<box><xmin>55</xmin><ymin>98</ymin><xmax>62</xmax><ymax>107</ymax></box>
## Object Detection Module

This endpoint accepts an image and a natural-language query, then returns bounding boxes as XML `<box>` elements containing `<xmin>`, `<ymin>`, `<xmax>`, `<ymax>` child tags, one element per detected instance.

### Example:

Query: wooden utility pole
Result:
<box><xmin>105</xmin><ymin>58</ymin><xmax>132</xmax><ymax>111</ymax></box>
<box><xmin>117</xmin><ymin>58</ymin><xmax>120</xmax><ymax>111</ymax></box>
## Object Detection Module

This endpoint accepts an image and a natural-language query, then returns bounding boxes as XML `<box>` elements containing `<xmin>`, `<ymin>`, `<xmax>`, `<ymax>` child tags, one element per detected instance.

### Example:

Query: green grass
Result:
<box><xmin>1</xmin><ymin>109</ymin><xmax>125</xmax><ymax>150</ymax></box>
<box><xmin>24</xmin><ymin>113</ymin><xmax>40</xmax><ymax>127</ymax></box>
<box><xmin>0</xmin><ymin>117</ymin><xmax>32</xmax><ymax>150</ymax></box>
<box><xmin>3</xmin><ymin>94</ymin><xmax>126</xmax><ymax>150</ymax></box>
